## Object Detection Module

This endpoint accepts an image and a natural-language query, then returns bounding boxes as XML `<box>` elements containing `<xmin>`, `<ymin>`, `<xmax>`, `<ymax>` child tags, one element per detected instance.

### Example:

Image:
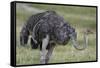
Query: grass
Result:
<box><xmin>16</xmin><ymin>3</ymin><xmax>97</xmax><ymax>65</ymax></box>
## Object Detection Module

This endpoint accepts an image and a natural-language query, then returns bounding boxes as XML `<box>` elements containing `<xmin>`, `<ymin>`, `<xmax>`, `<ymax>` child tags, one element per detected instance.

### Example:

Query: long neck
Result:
<box><xmin>71</xmin><ymin>33</ymin><xmax>88</xmax><ymax>50</ymax></box>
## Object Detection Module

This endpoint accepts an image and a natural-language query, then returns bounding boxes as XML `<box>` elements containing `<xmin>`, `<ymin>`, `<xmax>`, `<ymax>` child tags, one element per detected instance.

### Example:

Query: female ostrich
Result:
<box><xmin>20</xmin><ymin>11</ymin><xmax>93</xmax><ymax>64</ymax></box>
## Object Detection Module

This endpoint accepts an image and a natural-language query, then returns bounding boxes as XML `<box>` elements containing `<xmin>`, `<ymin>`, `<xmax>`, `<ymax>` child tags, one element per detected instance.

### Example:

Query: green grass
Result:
<box><xmin>16</xmin><ymin>3</ymin><xmax>97</xmax><ymax>65</ymax></box>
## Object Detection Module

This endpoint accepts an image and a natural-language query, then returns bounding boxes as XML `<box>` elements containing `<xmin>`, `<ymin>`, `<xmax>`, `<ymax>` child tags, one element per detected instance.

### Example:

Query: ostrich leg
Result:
<box><xmin>40</xmin><ymin>35</ymin><xmax>49</xmax><ymax>64</ymax></box>
<box><xmin>45</xmin><ymin>43</ymin><xmax>55</xmax><ymax>63</ymax></box>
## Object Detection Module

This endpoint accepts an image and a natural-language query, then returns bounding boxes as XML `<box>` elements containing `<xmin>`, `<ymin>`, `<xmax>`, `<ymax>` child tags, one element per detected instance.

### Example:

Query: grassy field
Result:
<box><xmin>16</xmin><ymin>3</ymin><xmax>97</xmax><ymax>65</ymax></box>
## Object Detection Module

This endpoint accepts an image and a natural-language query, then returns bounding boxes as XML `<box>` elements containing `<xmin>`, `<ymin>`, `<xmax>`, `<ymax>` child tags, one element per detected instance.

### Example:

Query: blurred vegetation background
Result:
<box><xmin>16</xmin><ymin>3</ymin><xmax>97</xmax><ymax>65</ymax></box>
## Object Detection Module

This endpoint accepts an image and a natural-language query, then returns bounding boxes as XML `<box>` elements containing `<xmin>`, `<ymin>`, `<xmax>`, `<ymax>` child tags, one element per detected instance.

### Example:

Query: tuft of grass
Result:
<box><xmin>16</xmin><ymin>46</ymin><xmax>40</xmax><ymax>65</ymax></box>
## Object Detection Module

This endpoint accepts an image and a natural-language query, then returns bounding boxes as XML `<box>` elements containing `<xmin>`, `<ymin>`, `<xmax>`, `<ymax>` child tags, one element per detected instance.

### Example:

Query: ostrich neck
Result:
<box><xmin>84</xmin><ymin>33</ymin><xmax>88</xmax><ymax>48</ymax></box>
<box><xmin>71</xmin><ymin>32</ymin><xmax>88</xmax><ymax>50</ymax></box>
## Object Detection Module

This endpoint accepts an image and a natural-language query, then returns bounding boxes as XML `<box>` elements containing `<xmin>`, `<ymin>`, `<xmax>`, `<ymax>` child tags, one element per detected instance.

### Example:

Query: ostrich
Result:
<box><xmin>20</xmin><ymin>11</ymin><xmax>93</xmax><ymax>64</ymax></box>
